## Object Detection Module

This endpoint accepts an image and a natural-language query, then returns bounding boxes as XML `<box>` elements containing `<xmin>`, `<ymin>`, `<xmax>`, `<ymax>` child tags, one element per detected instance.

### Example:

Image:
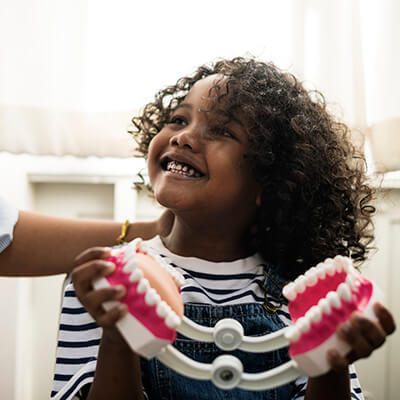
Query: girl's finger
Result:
<box><xmin>352</xmin><ymin>314</ymin><xmax>386</xmax><ymax>349</ymax></box>
<box><xmin>337</xmin><ymin>317</ymin><xmax>373</xmax><ymax>360</ymax></box>
<box><xmin>84</xmin><ymin>285</ymin><xmax>126</xmax><ymax>313</ymax></box>
<box><xmin>72</xmin><ymin>260</ymin><xmax>115</xmax><ymax>293</ymax></box>
<box><xmin>327</xmin><ymin>349</ymin><xmax>348</xmax><ymax>373</ymax></box>
<box><xmin>96</xmin><ymin>304</ymin><xmax>128</xmax><ymax>328</ymax></box>
<box><xmin>373</xmin><ymin>302</ymin><xmax>396</xmax><ymax>335</ymax></box>
<box><xmin>74</xmin><ymin>247</ymin><xmax>112</xmax><ymax>266</ymax></box>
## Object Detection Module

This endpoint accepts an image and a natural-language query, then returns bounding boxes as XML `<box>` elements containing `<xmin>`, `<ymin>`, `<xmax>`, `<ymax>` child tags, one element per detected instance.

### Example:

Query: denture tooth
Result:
<box><xmin>295</xmin><ymin>275</ymin><xmax>306</xmax><ymax>293</ymax></box>
<box><xmin>282</xmin><ymin>282</ymin><xmax>297</xmax><ymax>301</ymax></box>
<box><xmin>297</xmin><ymin>316</ymin><xmax>311</xmax><ymax>333</ymax></box>
<box><xmin>334</xmin><ymin>255</ymin><xmax>350</xmax><ymax>273</ymax></box>
<box><xmin>337</xmin><ymin>282</ymin><xmax>352</xmax><ymax>302</ymax></box>
<box><xmin>318</xmin><ymin>298</ymin><xmax>332</xmax><ymax>314</ymax></box>
<box><xmin>324</xmin><ymin>260</ymin><xmax>336</xmax><ymax>276</ymax></box>
<box><xmin>145</xmin><ymin>288</ymin><xmax>161</xmax><ymax>306</ymax></box>
<box><xmin>305</xmin><ymin>268</ymin><xmax>318</xmax><ymax>286</ymax></box>
<box><xmin>165</xmin><ymin>311</ymin><xmax>181</xmax><ymax>329</ymax></box>
<box><xmin>308</xmin><ymin>305</ymin><xmax>322</xmax><ymax>323</ymax></box>
<box><xmin>123</xmin><ymin>257</ymin><xmax>138</xmax><ymax>273</ymax></box>
<box><xmin>129</xmin><ymin>268</ymin><xmax>143</xmax><ymax>282</ymax></box>
<box><xmin>285</xmin><ymin>326</ymin><xmax>301</xmax><ymax>343</ymax></box>
<box><xmin>316</xmin><ymin>263</ymin><xmax>326</xmax><ymax>279</ymax></box>
<box><xmin>346</xmin><ymin>273</ymin><xmax>357</xmax><ymax>289</ymax></box>
<box><xmin>326</xmin><ymin>291</ymin><xmax>341</xmax><ymax>308</ymax></box>
<box><xmin>156</xmin><ymin>301</ymin><xmax>171</xmax><ymax>318</ymax></box>
<box><xmin>137</xmin><ymin>278</ymin><xmax>150</xmax><ymax>293</ymax></box>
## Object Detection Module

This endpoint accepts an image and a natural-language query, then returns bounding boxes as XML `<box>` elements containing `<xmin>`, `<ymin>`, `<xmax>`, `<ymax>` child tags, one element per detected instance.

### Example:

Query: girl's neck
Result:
<box><xmin>160</xmin><ymin>213</ymin><xmax>254</xmax><ymax>262</ymax></box>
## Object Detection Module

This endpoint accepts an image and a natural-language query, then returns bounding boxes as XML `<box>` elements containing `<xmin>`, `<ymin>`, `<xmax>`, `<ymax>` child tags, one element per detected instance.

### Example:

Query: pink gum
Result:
<box><xmin>289</xmin><ymin>271</ymin><xmax>347</xmax><ymax>322</ymax></box>
<box><xmin>106</xmin><ymin>251</ymin><xmax>177</xmax><ymax>342</ymax></box>
<box><xmin>289</xmin><ymin>276</ymin><xmax>373</xmax><ymax>356</ymax></box>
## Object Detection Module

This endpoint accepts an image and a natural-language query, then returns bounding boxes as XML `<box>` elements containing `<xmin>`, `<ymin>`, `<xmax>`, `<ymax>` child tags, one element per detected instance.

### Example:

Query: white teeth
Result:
<box><xmin>123</xmin><ymin>258</ymin><xmax>138</xmax><ymax>273</ymax></box>
<box><xmin>295</xmin><ymin>275</ymin><xmax>306</xmax><ymax>293</ymax></box>
<box><xmin>282</xmin><ymin>282</ymin><xmax>297</xmax><ymax>301</ymax></box>
<box><xmin>346</xmin><ymin>272</ymin><xmax>357</xmax><ymax>289</ymax></box>
<box><xmin>182</xmin><ymin>165</ymin><xmax>188</xmax><ymax>172</ymax></box>
<box><xmin>308</xmin><ymin>305</ymin><xmax>322</xmax><ymax>323</ymax></box>
<box><xmin>285</xmin><ymin>326</ymin><xmax>301</xmax><ymax>343</ymax></box>
<box><xmin>145</xmin><ymin>288</ymin><xmax>161</xmax><ymax>306</ymax></box>
<box><xmin>165</xmin><ymin>311</ymin><xmax>181</xmax><ymax>329</ymax></box>
<box><xmin>318</xmin><ymin>298</ymin><xmax>332</xmax><ymax>314</ymax></box>
<box><xmin>334</xmin><ymin>255</ymin><xmax>351</xmax><ymax>273</ymax></box>
<box><xmin>297</xmin><ymin>316</ymin><xmax>311</xmax><ymax>333</ymax></box>
<box><xmin>305</xmin><ymin>268</ymin><xmax>318</xmax><ymax>286</ymax></box>
<box><xmin>337</xmin><ymin>282</ymin><xmax>352</xmax><ymax>302</ymax></box>
<box><xmin>188</xmin><ymin>169</ymin><xmax>194</xmax><ymax>176</ymax></box>
<box><xmin>324</xmin><ymin>260</ymin><xmax>336</xmax><ymax>276</ymax></box>
<box><xmin>176</xmin><ymin>163</ymin><xmax>182</xmax><ymax>170</ymax></box>
<box><xmin>156</xmin><ymin>301</ymin><xmax>171</xmax><ymax>318</ymax></box>
<box><xmin>326</xmin><ymin>291</ymin><xmax>341</xmax><ymax>308</ymax></box>
<box><xmin>129</xmin><ymin>268</ymin><xmax>143</xmax><ymax>282</ymax></box>
<box><xmin>137</xmin><ymin>278</ymin><xmax>150</xmax><ymax>293</ymax></box>
<box><xmin>316</xmin><ymin>263</ymin><xmax>327</xmax><ymax>279</ymax></box>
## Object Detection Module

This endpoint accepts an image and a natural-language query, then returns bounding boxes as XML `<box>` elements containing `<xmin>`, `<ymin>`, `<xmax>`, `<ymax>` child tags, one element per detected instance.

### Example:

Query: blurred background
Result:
<box><xmin>0</xmin><ymin>0</ymin><xmax>399</xmax><ymax>399</ymax></box>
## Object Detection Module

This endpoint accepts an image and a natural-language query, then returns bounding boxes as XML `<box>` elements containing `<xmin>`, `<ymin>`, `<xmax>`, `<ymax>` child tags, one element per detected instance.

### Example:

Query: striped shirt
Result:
<box><xmin>51</xmin><ymin>236</ymin><xmax>364</xmax><ymax>399</ymax></box>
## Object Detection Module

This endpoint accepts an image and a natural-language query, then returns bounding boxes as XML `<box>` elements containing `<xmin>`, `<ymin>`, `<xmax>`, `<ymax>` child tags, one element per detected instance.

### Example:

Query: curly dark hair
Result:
<box><xmin>130</xmin><ymin>57</ymin><xmax>375</xmax><ymax>281</ymax></box>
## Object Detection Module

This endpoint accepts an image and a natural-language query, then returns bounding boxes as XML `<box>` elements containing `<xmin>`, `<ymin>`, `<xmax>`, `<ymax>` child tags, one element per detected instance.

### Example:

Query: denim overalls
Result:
<box><xmin>140</xmin><ymin>266</ymin><xmax>297</xmax><ymax>400</ymax></box>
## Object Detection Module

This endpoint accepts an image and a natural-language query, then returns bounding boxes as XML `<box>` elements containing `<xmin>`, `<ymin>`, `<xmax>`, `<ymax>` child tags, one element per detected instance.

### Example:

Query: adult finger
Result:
<box><xmin>374</xmin><ymin>302</ymin><xmax>396</xmax><ymax>335</ymax></box>
<box><xmin>74</xmin><ymin>247</ymin><xmax>112</xmax><ymax>266</ymax></box>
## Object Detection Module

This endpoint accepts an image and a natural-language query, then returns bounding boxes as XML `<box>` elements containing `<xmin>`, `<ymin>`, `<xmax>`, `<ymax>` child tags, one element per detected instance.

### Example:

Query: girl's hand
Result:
<box><xmin>72</xmin><ymin>247</ymin><xmax>128</xmax><ymax>333</ymax></box>
<box><xmin>328</xmin><ymin>302</ymin><xmax>396</xmax><ymax>371</ymax></box>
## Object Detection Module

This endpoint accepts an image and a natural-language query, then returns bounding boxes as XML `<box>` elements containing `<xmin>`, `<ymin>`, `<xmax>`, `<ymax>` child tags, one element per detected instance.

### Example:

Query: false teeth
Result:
<box><xmin>326</xmin><ymin>291</ymin><xmax>341</xmax><ymax>308</ymax></box>
<box><xmin>337</xmin><ymin>283</ymin><xmax>352</xmax><ymax>302</ymax></box>
<box><xmin>145</xmin><ymin>288</ymin><xmax>161</xmax><ymax>306</ymax></box>
<box><xmin>123</xmin><ymin>258</ymin><xmax>139</xmax><ymax>273</ymax></box>
<box><xmin>129</xmin><ymin>268</ymin><xmax>144</xmax><ymax>282</ymax></box>
<box><xmin>165</xmin><ymin>311</ymin><xmax>181</xmax><ymax>329</ymax></box>
<box><xmin>308</xmin><ymin>306</ymin><xmax>322</xmax><ymax>323</ymax></box>
<box><xmin>285</xmin><ymin>326</ymin><xmax>301</xmax><ymax>343</ymax></box>
<box><xmin>156</xmin><ymin>301</ymin><xmax>172</xmax><ymax>318</ymax></box>
<box><xmin>282</xmin><ymin>282</ymin><xmax>297</xmax><ymax>301</ymax></box>
<box><xmin>318</xmin><ymin>298</ymin><xmax>331</xmax><ymax>315</ymax></box>
<box><xmin>295</xmin><ymin>276</ymin><xmax>306</xmax><ymax>293</ymax></box>
<box><xmin>297</xmin><ymin>317</ymin><xmax>311</xmax><ymax>333</ymax></box>
<box><xmin>324</xmin><ymin>260</ymin><xmax>336</xmax><ymax>276</ymax></box>
<box><xmin>137</xmin><ymin>278</ymin><xmax>150</xmax><ymax>293</ymax></box>
<box><xmin>305</xmin><ymin>268</ymin><xmax>318</xmax><ymax>286</ymax></box>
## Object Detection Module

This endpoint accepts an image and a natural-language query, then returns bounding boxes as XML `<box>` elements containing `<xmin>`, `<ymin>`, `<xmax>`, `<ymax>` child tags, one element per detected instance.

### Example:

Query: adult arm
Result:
<box><xmin>0</xmin><ymin>209</ymin><xmax>174</xmax><ymax>276</ymax></box>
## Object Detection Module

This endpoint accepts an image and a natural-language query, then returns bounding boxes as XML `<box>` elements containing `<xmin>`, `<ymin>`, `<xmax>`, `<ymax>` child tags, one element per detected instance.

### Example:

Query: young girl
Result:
<box><xmin>51</xmin><ymin>58</ymin><xmax>395</xmax><ymax>400</ymax></box>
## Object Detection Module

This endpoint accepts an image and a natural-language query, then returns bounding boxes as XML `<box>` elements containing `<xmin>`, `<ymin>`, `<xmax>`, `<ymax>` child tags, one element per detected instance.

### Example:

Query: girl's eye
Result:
<box><xmin>169</xmin><ymin>116</ymin><xmax>187</xmax><ymax>126</ymax></box>
<box><xmin>212</xmin><ymin>127</ymin><xmax>235</xmax><ymax>139</ymax></box>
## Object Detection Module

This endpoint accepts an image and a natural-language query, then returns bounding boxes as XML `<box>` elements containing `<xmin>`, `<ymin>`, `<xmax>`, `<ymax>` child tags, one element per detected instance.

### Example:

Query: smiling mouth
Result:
<box><xmin>161</xmin><ymin>158</ymin><xmax>204</xmax><ymax>178</ymax></box>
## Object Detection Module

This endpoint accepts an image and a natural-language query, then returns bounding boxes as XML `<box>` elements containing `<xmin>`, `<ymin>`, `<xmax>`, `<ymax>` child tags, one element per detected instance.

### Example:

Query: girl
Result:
<box><xmin>52</xmin><ymin>58</ymin><xmax>395</xmax><ymax>400</ymax></box>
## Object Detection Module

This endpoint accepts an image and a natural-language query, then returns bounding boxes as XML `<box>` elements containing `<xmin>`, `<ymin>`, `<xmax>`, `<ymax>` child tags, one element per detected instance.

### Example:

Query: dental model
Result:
<box><xmin>94</xmin><ymin>246</ymin><xmax>384</xmax><ymax>391</ymax></box>
<box><xmin>282</xmin><ymin>255</ymin><xmax>382</xmax><ymax>376</ymax></box>
<box><xmin>93</xmin><ymin>238</ymin><xmax>185</xmax><ymax>358</ymax></box>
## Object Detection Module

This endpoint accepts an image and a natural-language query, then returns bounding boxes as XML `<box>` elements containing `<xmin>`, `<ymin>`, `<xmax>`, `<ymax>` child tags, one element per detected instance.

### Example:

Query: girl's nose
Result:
<box><xmin>169</xmin><ymin>127</ymin><xmax>202</xmax><ymax>151</ymax></box>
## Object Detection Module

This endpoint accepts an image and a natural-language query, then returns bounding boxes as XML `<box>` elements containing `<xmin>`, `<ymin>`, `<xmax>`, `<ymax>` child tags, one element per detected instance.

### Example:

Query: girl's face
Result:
<box><xmin>148</xmin><ymin>75</ymin><xmax>260</xmax><ymax>227</ymax></box>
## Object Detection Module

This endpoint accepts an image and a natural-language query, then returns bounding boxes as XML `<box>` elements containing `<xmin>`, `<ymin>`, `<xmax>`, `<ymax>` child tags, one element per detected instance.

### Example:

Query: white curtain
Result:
<box><xmin>0</xmin><ymin>0</ymin><xmax>399</xmax><ymax>170</ymax></box>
